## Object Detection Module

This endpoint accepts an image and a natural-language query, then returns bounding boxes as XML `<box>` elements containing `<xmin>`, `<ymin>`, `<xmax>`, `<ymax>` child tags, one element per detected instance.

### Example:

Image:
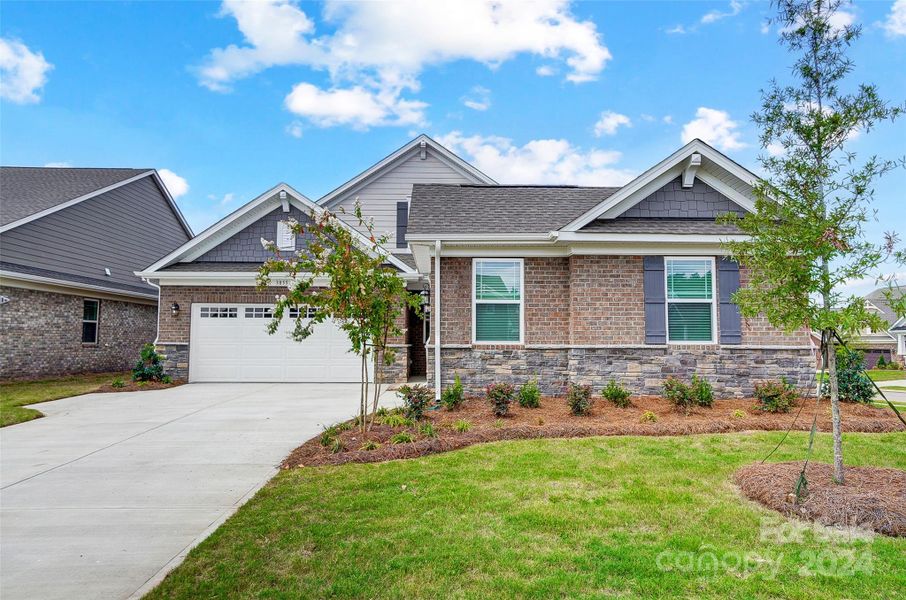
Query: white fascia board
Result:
<box><xmin>147</xmin><ymin>271</ymin><xmax>422</xmax><ymax>288</ymax></box>
<box><xmin>148</xmin><ymin>170</ymin><xmax>194</xmax><ymax>237</ymax></box>
<box><xmin>406</xmin><ymin>233</ymin><xmax>553</xmax><ymax>243</ymax></box>
<box><xmin>555</xmin><ymin>231</ymin><xmax>748</xmax><ymax>244</ymax></box>
<box><xmin>561</xmin><ymin>139</ymin><xmax>759</xmax><ymax>232</ymax></box>
<box><xmin>1</xmin><ymin>270</ymin><xmax>157</xmax><ymax>301</ymax></box>
<box><xmin>694</xmin><ymin>171</ymin><xmax>756</xmax><ymax>212</ymax></box>
<box><xmin>318</xmin><ymin>134</ymin><xmax>496</xmax><ymax>209</ymax></box>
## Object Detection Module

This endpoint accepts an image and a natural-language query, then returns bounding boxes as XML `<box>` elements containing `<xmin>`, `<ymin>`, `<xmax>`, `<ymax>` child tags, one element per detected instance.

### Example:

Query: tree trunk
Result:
<box><xmin>359</xmin><ymin>353</ymin><xmax>368</xmax><ymax>434</ymax></box>
<box><xmin>826</xmin><ymin>330</ymin><xmax>845</xmax><ymax>484</ymax></box>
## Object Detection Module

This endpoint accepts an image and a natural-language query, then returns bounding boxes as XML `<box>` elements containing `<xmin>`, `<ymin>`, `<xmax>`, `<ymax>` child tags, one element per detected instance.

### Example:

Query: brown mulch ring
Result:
<box><xmin>94</xmin><ymin>380</ymin><xmax>183</xmax><ymax>394</ymax></box>
<box><xmin>282</xmin><ymin>395</ymin><xmax>905</xmax><ymax>469</ymax></box>
<box><xmin>736</xmin><ymin>461</ymin><xmax>906</xmax><ymax>537</ymax></box>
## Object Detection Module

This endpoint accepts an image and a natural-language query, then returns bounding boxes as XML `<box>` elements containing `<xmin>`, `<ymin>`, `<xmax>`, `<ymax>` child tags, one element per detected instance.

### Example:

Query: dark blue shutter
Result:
<box><xmin>643</xmin><ymin>256</ymin><xmax>666</xmax><ymax>344</ymax></box>
<box><xmin>718</xmin><ymin>257</ymin><xmax>742</xmax><ymax>344</ymax></box>
<box><xmin>396</xmin><ymin>202</ymin><xmax>409</xmax><ymax>248</ymax></box>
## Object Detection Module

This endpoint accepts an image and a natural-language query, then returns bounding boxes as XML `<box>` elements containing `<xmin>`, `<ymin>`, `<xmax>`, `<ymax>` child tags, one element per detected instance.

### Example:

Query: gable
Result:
<box><xmin>195</xmin><ymin>206</ymin><xmax>315</xmax><ymax>263</ymax></box>
<box><xmin>615</xmin><ymin>176</ymin><xmax>747</xmax><ymax>219</ymax></box>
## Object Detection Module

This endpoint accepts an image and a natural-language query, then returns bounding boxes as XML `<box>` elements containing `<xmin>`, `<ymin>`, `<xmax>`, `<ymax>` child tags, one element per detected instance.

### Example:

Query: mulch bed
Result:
<box><xmin>282</xmin><ymin>395</ymin><xmax>905</xmax><ymax>469</ymax></box>
<box><xmin>735</xmin><ymin>461</ymin><xmax>906</xmax><ymax>537</ymax></box>
<box><xmin>94</xmin><ymin>380</ymin><xmax>183</xmax><ymax>394</ymax></box>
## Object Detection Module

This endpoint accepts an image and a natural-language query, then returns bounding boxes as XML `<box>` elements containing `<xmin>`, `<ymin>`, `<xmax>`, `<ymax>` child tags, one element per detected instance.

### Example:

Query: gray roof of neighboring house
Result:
<box><xmin>865</xmin><ymin>285</ymin><xmax>906</xmax><ymax>328</ymax></box>
<box><xmin>0</xmin><ymin>261</ymin><xmax>158</xmax><ymax>296</ymax></box>
<box><xmin>1</xmin><ymin>166</ymin><xmax>150</xmax><ymax>226</ymax></box>
<box><xmin>160</xmin><ymin>262</ymin><xmax>263</xmax><ymax>272</ymax></box>
<box><xmin>408</xmin><ymin>184</ymin><xmax>620</xmax><ymax>234</ymax></box>
<box><xmin>579</xmin><ymin>219</ymin><xmax>741</xmax><ymax>234</ymax></box>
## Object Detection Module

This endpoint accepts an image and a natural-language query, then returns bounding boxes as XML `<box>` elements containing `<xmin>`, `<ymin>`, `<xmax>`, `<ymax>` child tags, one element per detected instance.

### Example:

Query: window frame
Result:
<box><xmin>82</xmin><ymin>298</ymin><xmax>100</xmax><ymax>345</ymax></box>
<box><xmin>276</xmin><ymin>221</ymin><xmax>296</xmax><ymax>251</ymax></box>
<box><xmin>664</xmin><ymin>256</ymin><xmax>717</xmax><ymax>345</ymax></box>
<box><xmin>471</xmin><ymin>258</ymin><xmax>524</xmax><ymax>345</ymax></box>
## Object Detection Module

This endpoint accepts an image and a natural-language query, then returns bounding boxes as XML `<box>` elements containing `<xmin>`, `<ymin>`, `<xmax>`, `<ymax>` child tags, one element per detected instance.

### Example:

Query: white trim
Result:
<box><xmin>434</xmin><ymin>240</ymin><xmax>442</xmax><ymax>400</ymax></box>
<box><xmin>0</xmin><ymin>170</ymin><xmax>193</xmax><ymax>237</ymax></box>
<box><xmin>144</xmin><ymin>271</ymin><xmax>422</xmax><ymax>288</ymax></box>
<box><xmin>318</xmin><ymin>134</ymin><xmax>495</xmax><ymax>209</ymax></box>
<box><xmin>682</xmin><ymin>153</ymin><xmax>701</xmax><ymax>188</ymax></box>
<box><xmin>0</xmin><ymin>270</ymin><xmax>157</xmax><ymax>301</ymax></box>
<box><xmin>471</xmin><ymin>258</ymin><xmax>524</xmax><ymax>345</ymax></box>
<box><xmin>561</xmin><ymin>139</ymin><xmax>758</xmax><ymax>231</ymax></box>
<box><xmin>664</xmin><ymin>256</ymin><xmax>717</xmax><ymax>345</ymax></box>
<box><xmin>82</xmin><ymin>298</ymin><xmax>100</xmax><ymax>344</ymax></box>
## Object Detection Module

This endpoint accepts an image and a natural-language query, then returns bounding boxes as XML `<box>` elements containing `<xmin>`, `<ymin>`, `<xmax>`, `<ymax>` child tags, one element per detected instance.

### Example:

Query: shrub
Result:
<box><xmin>382</xmin><ymin>414</ymin><xmax>413</xmax><ymax>428</ymax></box>
<box><xmin>567</xmin><ymin>383</ymin><xmax>593</xmax><ymax>416</ymax></box>
<box><xmin>329</xmin><ymin>438</ymin><xmax>344</xmax><ymax>454</ymax></box>
<box><xmin>639</xmin><ymin>411</ymin><xmax>658</xmax><ymax>423</ymax></box>
<box><xmin>755</xmin><ymin>379</ymin><xmax>798</xmax><ymax>413</ymax></box>
<box><xmin>390</xmin><ymin>432</ymin><xmax>414</xmax><ymax>444</ymax></box>
<box><xmin>820</xmin><ymin>347</ymin><xmax>875</xmax><ymax>404</ymax></box>
<box><xmin>494</xmin><ymin>419</ymin><xmax>503</xmax><ymax>428</ymax></box>
<box><xmin>320</xmin><ymin>426</ymin><xmax>338</xmax><ymax>447</ymax></box>
<box><xmin>360</xmin><ymin>440</ymin><xmax>380</xmax><ymax>451</ymax></box>
<box><xmin>877</xmin><ymin>355</ymin><xmax>887</xmax><ymax>369</ymax></box>
<box><xmin>398</xmin><ymin>384</ymin><xmax>432</xmax><ymax>420</ymax></box>
<box><xmin>161</xmin><ymin>375</ymin><xmax>173</xmax><ymax>385</ymax></box>
<box><xmin>518</xmin><ymin>379</ymin><xmax>541</xmax><ymax>408</ymax></box>
<box><xmin>132</xmin><ymin>343</ymin><xmax>165</xmax><ymax>382</ymax></box>
<box><xmin>111</xmin><ymin>378</ymin><xmax>126</xmax><ymax>389</ymax></box>
<box><xmin>602</xmin><ymin>379</ymin><xmax>631</xmax><ymax>408</ymax></box>
<box><xmin>453</xmin><ymin>419</ymin><xmax>471</xmax><ymax>433</ymax></box>
<box><xmin>441</xmin><ymin>374</ymin><xmax>464</xmax><ymax>410</ymax></box>
<box><xmin>690</xmin><ymin>375</ymin><xmax>714</xmax><ymax>407</ymax></box>
<box><xmin>664</xmin><ymin>376</ymin><xmax>713</xmax><ymax>412</ymax></box>
<box><xmin>376</xmin><ymin>407</ymin><xmax>390</xmax><ymax>417</ymax></box>
<box><xmin>418</xmin><ymin>422</ymin><xmax>437</xmax><ymax>438</ymax></box>
<box><xmin>486</xmin><ymin>383</ymin><xmax>515</xmax><ymax>417</ymax></box>
<box><xmin>732</xmin><ymin>409</ymin><xmax>748</xmax><ymax>419</ymax></box>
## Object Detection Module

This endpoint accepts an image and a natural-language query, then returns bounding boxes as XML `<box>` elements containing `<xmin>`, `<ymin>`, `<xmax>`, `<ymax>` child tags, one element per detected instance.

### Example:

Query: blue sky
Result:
<box><xmin>2</xmin><ymin>1</ymin><xmax>904</xmax><ymax>290</ymax></box>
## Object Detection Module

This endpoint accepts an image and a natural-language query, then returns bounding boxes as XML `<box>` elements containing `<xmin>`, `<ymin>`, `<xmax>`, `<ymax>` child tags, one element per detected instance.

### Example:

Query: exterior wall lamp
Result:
<box><xmin>170</xmin><ymin>302</ymin><xmax>180</xmax><ymax>317</ymax></box>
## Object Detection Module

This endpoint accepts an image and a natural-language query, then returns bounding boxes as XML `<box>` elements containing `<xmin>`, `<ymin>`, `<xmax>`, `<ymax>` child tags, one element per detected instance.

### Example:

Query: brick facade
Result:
<box><xmin>0</xmin><ymin>285</ymin><xmax>155</xmax><ymax>379</ymax></box>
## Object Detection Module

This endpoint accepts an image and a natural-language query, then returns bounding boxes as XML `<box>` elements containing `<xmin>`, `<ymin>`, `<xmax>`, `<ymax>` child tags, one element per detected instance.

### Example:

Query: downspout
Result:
<box><xmin>434</xmin><ymin>239</ymin><xmax>442</xmax><ymax>401</ymax></box>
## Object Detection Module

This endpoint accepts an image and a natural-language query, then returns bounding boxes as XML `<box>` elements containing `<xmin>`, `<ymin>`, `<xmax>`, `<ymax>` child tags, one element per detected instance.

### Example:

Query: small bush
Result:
<box><xmin>441</xmin><ymin>374</ymin><xmax>464</xmax><ymax>410</ymax></box>
<box><xmin>820</xmin><ymin>347</ymin><xmax>875</xmax><ymax>404</ymax></box>
<box><xmin>755</xmin><ymin>379</ymin><xmax>798</xmax><ymax>413</ymax></box>
<box><xmin>494</xmin><ymin>419</ymin><xmax>503</xmax><ymax>428</ymax></box>
<box><xmin>664</xmin><ymin>375</ymin><xmax>713</xmax><ymax>412</ymax></box>
<box><xmin>320</xmin><ymin>426</ymin><xmax>338</xmax><ymax>447</ymax></box>
<box><xmin>132</xmin><ymin>343</ymin><xmax>165</xmax><ymax>382</ymax></box>
<box><xmin>335</xmin><ymin>421</ymin><xmax>354</xmax><ymax>432</ymax></box>
<box><xmin>602</xmin><ymin>379</ymin><xmax>631</xmax><ymax>408</ymax></box>
<box><xmin>161</xmin><ymin>375</ymin><xmax>173</xmax><ymax>385</ymax></box>
<box><xmin>690</xmin><ymin>375</ymin><xmax>714</xmax><ymax>407</ymax></box>
<box><xmin>453</xmin><ymin>419</ymin><xmax>471</xmax><ymax>433</ymax></box>
<box><xmin>518</xmin><ymin>379</ymin><xmax>541</xmax><ymax>408</ymax></box>
<box><xmin>486</xmin><ymin>383</ymin><xmax>515</xmax><ymax>417</ymax></box>
<box><xmin>398</xmin><ymin>384</ymin><xmax>433</xmax><ymax>420</ymax></box>
<box><xmin>390</xmin><ymin>432</ymin><xmax>414</xmax><ymax>444</ymax></box>
<box><xmin>382</xmin><ymin>414</ymin><xmax>413</xmax><ymax>428</ymax></box>
<box><xmin>360</xmin><ymin>440</ymin><xmax>380</xmax><ymax>451</ymax></box>
<box><xmin>639</xmin><ymin>411</ymin><xmax>658</xmax><ymax>423</ymax></box>
<box><xmin>418</xmin><ymin>422</ymin><xmax>437</xmax><ymax>438</ymax></box>
<box><xmin>877</xmin><ymin>355</ymin><xmax>887</xmax><ymax>369</ymax></box>
<box><xmin>732</xmin><ymin>409</ymin><xmax>747</xmax><ymax>419</ymax></box>
<box><xmin>329</xmin><ymin>438</ymin><xmax>344</xmax><ymax>454</ymax></box>
<box><xmin>567</xmin><ymin>383</ymin><xmax>593</xmax><ymax>416</ymax></box>
<box><xmin>376</xmin><ymin>407</ymin><xmax>390</xmax><ymax>417</ymax></box>
<box><xmin>111</xmin><ymin>378</ymin><xmax>126</xmax><ymax>389</ymax></box>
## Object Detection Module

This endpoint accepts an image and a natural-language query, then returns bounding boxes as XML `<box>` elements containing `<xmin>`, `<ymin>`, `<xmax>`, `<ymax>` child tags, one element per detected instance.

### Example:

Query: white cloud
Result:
<box><xmin>760</xmin><ymin>21</ymin><xmax>771</xmax><ymax>34</ymax></box>
<box><xmin>766</xmin><ymin>141</ymin><xmax>786</xmax><ymax>157</ymax></box>
<box><xmin>207</xmin><ymin>192</ymin><xmax>235</xmax><ymax>207</ymax></box>
<box><xmin>593</xmin><ymin>110</ymin><xmax>631</xmax><ymax>137</ymax></box>
<box><xmin>284</xmin><ymin>82</ymin><xmax>426</xmax><ymax>129</ymax></box>
<box><xmin>663</xmin><ymin>115</ymin><xmax>674</xmax><ymax>124</ymax></box>
<box><xmin>681</xmin><ymin>107</ymin><xmax>747</xmax><ymax>151</ymax></box>
<box><xmin>0</xmin><ymin>38</ymin><xmax>52</xmax><ymax>104</ymax></box>
<box><xmin>462</xmin><ymin>85</ymin><xmax>491</xmax><ymax>111</ymax></box>
<box><xmin>535</xmin><ymin>65</ymin><xmax>556</xmax><ymax>76</ymax></box>
<box><xmin>883</xmin><ymin>0</ymin><xmax>906</xmax><ymax>36</ymax></box>
<box><xmin>701</xmin><ymin>0</ymin><xmax>744</xmax><ymax>25</ymax></box>
<box><xmin>285</xmin><ymin>120</ymin><xmax>304</xmax><ymax>138</ymax></box>
<box><xmin>158</xmin><ymin>169</ymin><xmax>189</xmax><ymax>198</ymax></box>
<box><xmin>43</xmin><ymin>161</ymin><xmax>71</xmax><ymax>168</ymax></box>
<box><xmin>666</xmin><ymin>24</ymin><xmax>687</xmax><ymax>35</ymax></box>
<box><xmin>437</xmin><ymin>131</ymin><xmax>635</xmax><ymax>186</ymax></box>
<box><xmin>198</xmin><ymin>0</ymin><xmax>610</xmax><ymax>128</ymax></box>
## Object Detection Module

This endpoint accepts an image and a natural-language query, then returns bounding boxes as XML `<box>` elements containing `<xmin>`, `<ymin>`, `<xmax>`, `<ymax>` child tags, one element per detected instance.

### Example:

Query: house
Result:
<box><xmin>0</xmin><ymin>167</ymin><xmax>193</xmax><ymax>379</ymax></box>
<box><xmin>135</xmin><ymin>135</ymin><xmax>493</xmax><ymax>383</ymax></box>
<box><xmin>407</xmin><ymin>139</ymin><xmax>814</xmax><ymax>398</ymax></box>
<box><xmin>852</xmin><ymin>286</ymin><xmax>906</xmax><ymax>367</ymax></box>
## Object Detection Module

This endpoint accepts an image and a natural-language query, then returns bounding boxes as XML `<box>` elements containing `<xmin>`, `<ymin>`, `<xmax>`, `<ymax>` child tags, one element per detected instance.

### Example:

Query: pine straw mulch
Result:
<box><xmin>735</xmin><ymin>461</ymin><xmax>906</xmax><ymax>537</ymax></box>
<box><xmin>94</xmin><ymin>380</ymin><xmax>184</xmax><ymax>394</ymax></box>
<box><xmin>282</xmin><ymin>395</ymin><xmax>904</xmax><ymax>469</ymax></box>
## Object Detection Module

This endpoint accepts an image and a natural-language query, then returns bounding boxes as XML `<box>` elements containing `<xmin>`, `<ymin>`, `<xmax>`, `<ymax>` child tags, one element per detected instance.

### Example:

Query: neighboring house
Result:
<box><xmin>0</xmin><ymin>167</ymin><xmax>193</xmax><ymax>379</ymax></box>
<box><xmin>135</xmin><ymin>135</ymin><xmax>492</xmax><ymax>383</ymax></box>
<box><xmin>407</xmin><ymin>139</ymin><xmax>814</xmax><ymax>398</ymax></box>
<box><xmin>852</xmin><ymin>286</ymin><xmax>906</xmax><ymax>367</ymax></box>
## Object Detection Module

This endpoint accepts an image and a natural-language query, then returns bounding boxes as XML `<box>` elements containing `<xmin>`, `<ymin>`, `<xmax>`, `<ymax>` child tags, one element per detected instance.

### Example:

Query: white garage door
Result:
<box><xmin>189</xmin><ymin>304</ymin><xmax>364</xmax><ymax>382</ymax></box>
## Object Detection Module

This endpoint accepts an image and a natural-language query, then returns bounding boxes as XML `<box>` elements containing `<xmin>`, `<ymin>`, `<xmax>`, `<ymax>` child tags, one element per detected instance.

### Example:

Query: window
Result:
<box><xmin>473</xmin><ymin>259</ymin><xmax>523</xmax><ymax>343</ymax></box>
<box><xmin>245</xmin><ymin>307</ymin><xmax>274</xmax><ymax>319</ymax></box>
<box><xmin>289</xmin><ymin>306</ymin><xmax>317</xmax><ymax>319</ymax></box>
<box><xmin>396</xmin><ymin>201</ymin><xmax>409</xmax><ymax>248</ymax></box>
<box><xmin>82</xmin><ymin>299</ymin><xmax>99</xmax><ymax>344</ymax></box>
<box><xmin>276</xmin><ymin>221</ymin><xmax>295</xmax><ymax>251</ymax></box>
<box><xmin>199</xmin><ymin>306</ymin><xmax>237</xmax><ymax>318</ymax></box>
<box><xmin>665</xmin><ymin>258</ymin><xmax>716</xmax><ymax>343</ymax></box>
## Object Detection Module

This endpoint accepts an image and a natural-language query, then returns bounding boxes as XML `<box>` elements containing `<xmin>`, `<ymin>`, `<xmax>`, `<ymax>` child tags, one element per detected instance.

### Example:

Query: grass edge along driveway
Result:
<box><xmin>146</xmin><ymin>431</ymin><xmax>906</xmax><ymax>600</ymax></box>
<box><xmin>0</xmin><ymin>372</ymin><xmax>126</xmax><ymax>427</ymax></box>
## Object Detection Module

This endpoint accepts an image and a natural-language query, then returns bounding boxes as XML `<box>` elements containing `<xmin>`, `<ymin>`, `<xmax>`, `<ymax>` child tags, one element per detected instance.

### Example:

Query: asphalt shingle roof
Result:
<box><xmin>408</xmin><ymin>184</ymin><xmax>620</xmax><ymax>234</ymax></box>
<box><xmin>0</xmin><ymin>167</ymin><xmax>150</xmax><ymax>226</ymax></box>
<box><xmin>579</xmin><ymin>219</ymin><xmax>741</xmax><ymax>234</ymax></box>
<box><xmin>0</xmin><ymin>261</ymin><xmax>156</xmax><ymax>296</ymax></box>
<box><xmin>865</xmin><ymin>285</ymin><xmax>906</xmax><ymax>328</ymax></box>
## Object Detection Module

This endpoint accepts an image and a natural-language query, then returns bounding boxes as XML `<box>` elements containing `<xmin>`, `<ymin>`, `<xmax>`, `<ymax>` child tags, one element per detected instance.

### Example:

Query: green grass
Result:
<box><xmin>0</xmin><ymin>372</ymin><xmax>126</xmax><ymax>427</ymax></box>
<box><xmin>147</xmin><ymin>432</ymin><xmax>906</xmax><ymax>599</ymax></box>
<box><xmin>878</xmin><ymin>385</ymin><xmax>906</xmax><ymax>392</ymax></box>
<box><xmin>866</xmin><ymin>369</ymin><xmax>905</xmax><ymax>382</ymax></box>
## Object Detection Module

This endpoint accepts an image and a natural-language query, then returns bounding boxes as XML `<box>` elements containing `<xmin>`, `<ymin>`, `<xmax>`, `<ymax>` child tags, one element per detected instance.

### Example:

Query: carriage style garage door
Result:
<box><xmin>189</xmin><ymin>304</ymin><xmax>362</xmax><ymax>382</ymax></box>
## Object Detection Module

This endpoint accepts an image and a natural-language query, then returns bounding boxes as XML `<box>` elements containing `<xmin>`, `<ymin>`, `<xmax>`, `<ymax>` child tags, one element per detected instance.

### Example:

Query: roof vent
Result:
<box><xmin>104</xmin><ymin>268</ymin><xmax>112</xmax><ymax>276</ymax></box>
<box><xmin>419</xmin><ymin>140</ymin><xmax>427</xmax><ymax>160</ymax></box>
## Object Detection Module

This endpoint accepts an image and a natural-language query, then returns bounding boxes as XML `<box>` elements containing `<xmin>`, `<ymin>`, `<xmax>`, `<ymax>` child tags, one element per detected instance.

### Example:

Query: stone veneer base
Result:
<box><xmin>427</xmin><ymin>346</ymin><xmax>815</xmax><ymax>398</ymax></box>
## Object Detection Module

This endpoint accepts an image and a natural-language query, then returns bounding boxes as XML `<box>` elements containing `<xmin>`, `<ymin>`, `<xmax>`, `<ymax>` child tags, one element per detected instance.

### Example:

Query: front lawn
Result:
<box><xmin>866</xmin><ymin>369</ymin><xmax>905</xmax><ymax>382</ymax></box>
<box><xmin>0</xmin><ymin>372</ymin><xmax>127</xmax><ymax>427</ymax></box>
<box><xmin>147</xmin><ymin>431</ymin><xmax>906</xmax><ymax>599</ymax></box>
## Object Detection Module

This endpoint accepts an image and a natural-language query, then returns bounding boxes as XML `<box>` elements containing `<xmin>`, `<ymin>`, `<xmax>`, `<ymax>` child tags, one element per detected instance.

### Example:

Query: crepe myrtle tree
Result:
<box><xmin>257</xmin><ymin>201</ymin><xmax>422</xmax><ymax>432</ymax></box>
<box><xmin>721</xmin><ymin>0</ymin><xmax>905</xmax><ymax>484</ymax></box>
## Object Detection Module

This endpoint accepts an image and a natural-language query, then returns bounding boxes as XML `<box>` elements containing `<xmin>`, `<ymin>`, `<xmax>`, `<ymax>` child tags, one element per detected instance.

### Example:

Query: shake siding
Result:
<box><xmin>332</xmin><ymin>150</ymin><xmax>474</xmax><ymax>249</ymax></box>
<box><xmin>1</xmin><ymin>176</ymin><xmax>190</xmax><ymax>293</ymax></box>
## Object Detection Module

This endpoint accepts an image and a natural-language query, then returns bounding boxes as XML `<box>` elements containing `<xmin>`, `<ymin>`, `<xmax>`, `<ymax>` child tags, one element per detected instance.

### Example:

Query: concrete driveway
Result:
<box><xmin>0</xmin><ymin>383</ymin><xmax>384</xmax><ymax>600</ymax></box>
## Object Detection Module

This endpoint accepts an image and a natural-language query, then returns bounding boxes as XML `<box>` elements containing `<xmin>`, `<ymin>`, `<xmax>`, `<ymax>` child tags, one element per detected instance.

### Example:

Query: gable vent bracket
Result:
<box><xmin>682</xmin><ymin>153</ymin><xmax>701</xmax><ymax>188</ymax></box>
<box><xmin>419</xmin><ymin>140</ymin><xmax>427</xmax><ymax>160</ymax></box>
<box><xmin>279</xmin><ymin>190</ymin><xmax>289</xmax><ymax>212</ymax></box>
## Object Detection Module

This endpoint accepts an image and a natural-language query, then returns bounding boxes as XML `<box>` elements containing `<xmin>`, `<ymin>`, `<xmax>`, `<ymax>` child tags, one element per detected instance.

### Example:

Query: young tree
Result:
<box><xmin>257</xmin><ymin>202</ymin><xmax>422</xmax><ymax>432</ymax></box>
<box><xmin>722</xmin><ymin>0</ymin><xmax>904</xmax><ymax>483</ymax></box>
